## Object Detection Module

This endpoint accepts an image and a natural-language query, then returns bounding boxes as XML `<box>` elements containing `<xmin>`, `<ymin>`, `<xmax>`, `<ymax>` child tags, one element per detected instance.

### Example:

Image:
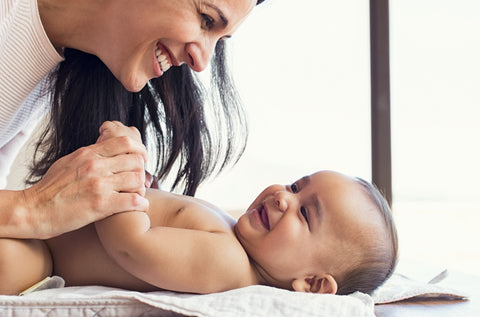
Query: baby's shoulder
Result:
<box><xmin>146</xmin><ymin>188</ymin><xmax>236</xmax><ymax>233</ymax></box>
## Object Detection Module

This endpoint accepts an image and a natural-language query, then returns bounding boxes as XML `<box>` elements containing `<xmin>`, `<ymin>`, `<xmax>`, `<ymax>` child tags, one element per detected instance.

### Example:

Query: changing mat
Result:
<box><xmin>0</xmin><ymin>269</ymin><xmax>469</xmax><ymax>316</ymax></box>
<box><xmin>372</xmin><ymin>269</ymin><xmax>468</xmax><ymax>304</ymax></box>
<box><xmin>0</xmin><ymin>284</ymin><xmax>374</xmax><ymax>317</ymax></box>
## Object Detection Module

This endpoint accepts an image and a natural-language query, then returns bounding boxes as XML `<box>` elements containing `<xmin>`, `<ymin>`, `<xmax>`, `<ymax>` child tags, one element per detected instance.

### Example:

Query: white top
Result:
<box><xmin>0</xmin><ymin>0</ymin><xmax>63</xmax><ymax>188</ymax></box>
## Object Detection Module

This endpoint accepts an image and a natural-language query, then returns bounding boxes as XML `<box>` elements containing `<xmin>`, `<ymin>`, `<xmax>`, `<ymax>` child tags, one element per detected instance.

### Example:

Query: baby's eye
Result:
<box><xmin>290</xmin><ymin>183</ymin><xmax>298</xmax><ymax>193</ymax></box>
<box><xmin>201</xmin><ymin>14</ymin><xmax>215</xmax><ymax>30</ymax></box>
<box><xmin>300</xmin><ymin>207</ymin><xmax>310</xmax><ymax>225</ymax></box>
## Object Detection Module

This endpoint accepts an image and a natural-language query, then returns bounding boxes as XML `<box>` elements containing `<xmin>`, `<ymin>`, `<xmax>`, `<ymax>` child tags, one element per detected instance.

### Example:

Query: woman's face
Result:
<box><xmin>97</xmin><ymin>0</ymin><xmax>256</xmax><ymax>92</ymax></box>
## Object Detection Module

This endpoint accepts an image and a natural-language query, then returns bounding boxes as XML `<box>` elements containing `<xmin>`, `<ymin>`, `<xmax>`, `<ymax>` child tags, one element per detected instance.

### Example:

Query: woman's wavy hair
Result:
<box><xmin>29</xmin><ymin>1</ymin><xmax>265</xmax><ymax>196</ymax></box>
<box><xmin>29</xmin><ymin>41</ymin><xmax>246</xmax><ymax>196</ymax></box>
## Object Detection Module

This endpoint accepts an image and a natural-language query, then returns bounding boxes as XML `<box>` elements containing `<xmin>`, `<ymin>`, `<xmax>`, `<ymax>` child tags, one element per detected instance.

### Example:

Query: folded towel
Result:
<box><xmin>0</xmin><ymin>283</ymin><xmax>374</xmax><ymax>317</ymax></box>
<box><xmin>372</xmin><ymin>270</ymin><xmax>469</xmax><ymax>304</ymax></box>
<box><xmin>2</xmin><ymin>268</ymin><xmax>468</xmax><ymax>316</ymax></box>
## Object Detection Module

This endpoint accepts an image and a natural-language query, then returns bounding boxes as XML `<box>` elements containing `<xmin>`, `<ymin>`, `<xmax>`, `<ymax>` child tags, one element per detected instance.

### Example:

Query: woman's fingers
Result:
<box><xmin>110</xmin><ymin>171</ymin><xmax>146</xmax><ymax>197</ymax></box>
<box><xmin>20</xmin><ymin>138</ymin><xmax>151</xmax><ymax>239</ymax></box>
<box><xmin>93</xmin><ymin>135</ymin><xmax>148</xmax><ymax>162</ymax></box>
<box><xmin>101</xmin><ymin>153</ymin><xmax>145</xmax><ymax>174</ymax></box>
<box><xmin>96</xmin><ymin>121</ymin><xmax>147</xmax><ymax>160</ymax></box>
<box><xmin>18</xmin><ymin>121</ymin><xmax>153</xmax><ymax>239</ymax></box>
<box><xmin>104</xmin><ymin>192</ymin><xmax>150</xmax><ymax>216</ymax></box>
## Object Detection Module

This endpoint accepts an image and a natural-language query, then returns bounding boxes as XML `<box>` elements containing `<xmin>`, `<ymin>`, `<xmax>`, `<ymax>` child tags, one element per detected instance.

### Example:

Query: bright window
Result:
<box><xmin>197</xmin><ymin>0</ymin><xmax>372</xmax><ymax>210</ymax></box>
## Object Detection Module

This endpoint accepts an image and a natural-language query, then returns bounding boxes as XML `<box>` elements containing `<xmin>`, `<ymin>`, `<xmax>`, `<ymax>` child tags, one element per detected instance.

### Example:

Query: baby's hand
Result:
<box><xmin>145</xmin><ymin>171</ymin><xmax>160</xmax><ymax>189</ymax></box>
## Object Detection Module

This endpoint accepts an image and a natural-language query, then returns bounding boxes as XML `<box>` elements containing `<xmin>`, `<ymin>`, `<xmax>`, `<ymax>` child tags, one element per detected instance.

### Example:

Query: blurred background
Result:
<box><xmin>197</xmin><ymin>0</ymin><xmax>480</xmax><ymax>276</ymax></box>
<box><xmin>8</xmin><ymin>0</ymin><xmax>480</xmax><ymax>276</ymax></box>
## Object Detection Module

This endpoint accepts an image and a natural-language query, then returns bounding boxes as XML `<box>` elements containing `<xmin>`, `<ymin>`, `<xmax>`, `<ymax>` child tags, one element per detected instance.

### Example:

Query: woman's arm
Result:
<box><xmin>0</xmin><ymin>190</ymin><xmax>31</xmax><ymax>238</ymax></box>
<box><xmin>0</xmin><ymin>121</ymin><xmax>149</xmax><ymax>239</ymax></box>
<box><xmin>95</xmin><ymin>210</ymin><xmax>246</xmax><ymax>294</ymax></box>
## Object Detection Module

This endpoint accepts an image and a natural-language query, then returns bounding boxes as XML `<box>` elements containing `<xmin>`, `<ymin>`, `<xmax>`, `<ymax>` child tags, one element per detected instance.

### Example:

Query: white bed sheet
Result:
<box><xmin>0</xmin><ymin>285</ymin><xmax>374</xmax><ymax>317</ymax></box>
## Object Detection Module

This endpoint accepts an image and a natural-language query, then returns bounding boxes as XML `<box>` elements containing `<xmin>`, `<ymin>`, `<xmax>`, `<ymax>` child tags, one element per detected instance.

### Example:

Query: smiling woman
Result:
<box><xmin>0</xmin><ymin>0</ymin><xmax>264</xmax><ymax>241</ymax></box>
<box><xmin>26</xmin><ymin>0</ymin><xmax>262</xmax><ymax>197</ymax></box>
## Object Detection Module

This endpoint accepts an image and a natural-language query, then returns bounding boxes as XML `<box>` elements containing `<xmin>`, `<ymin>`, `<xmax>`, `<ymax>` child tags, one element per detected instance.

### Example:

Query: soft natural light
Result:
<box><xmin>195</xmin><ymin>0</ymin><xmax>480</xmax><ymax>206</ymax></box>
<box><xmin>196</xmin><ymin>0</ymin><xmax>372</xmax><ymax>210</ymax></box>
<box><xmin>195</xmin><ymin>0</ymin><xmax>480</xmax><ymax>275</ymax></box>
<box><xmin>7</xmin><ymin>0</ymin><xmax>480</xmax><ymax>276</ymax></box>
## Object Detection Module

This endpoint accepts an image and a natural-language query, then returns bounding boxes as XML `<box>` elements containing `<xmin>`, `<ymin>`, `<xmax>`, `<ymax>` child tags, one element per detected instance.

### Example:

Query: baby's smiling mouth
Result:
<box><xmin>258</xmin><ymin>205</ymin><xmax>270</xmax><ymax>230</ymax></box>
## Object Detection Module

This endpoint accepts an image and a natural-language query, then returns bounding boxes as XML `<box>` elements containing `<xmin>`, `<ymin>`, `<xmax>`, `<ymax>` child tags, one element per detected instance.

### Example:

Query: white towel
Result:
<box><xmin>372</xmin><ymin>270</ymin><xmax>468</xmax><ymax>304</ymax></box>
<box><xmin>0</xmin><ymin>283</ymin><xmax>374</xmax><ymax>317</ymax></box>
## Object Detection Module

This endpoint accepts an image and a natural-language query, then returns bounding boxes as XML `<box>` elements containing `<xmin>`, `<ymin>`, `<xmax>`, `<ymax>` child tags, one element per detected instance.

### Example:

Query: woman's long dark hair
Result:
<box><xmin>28</xmin><ymin>0</ymin><xmax>265</xmax><ymax>196</ymax></box>
<box><xmin>28</xmin><ymin>40</ymin><xmax>247</xmax><ymax>196</ymax></box>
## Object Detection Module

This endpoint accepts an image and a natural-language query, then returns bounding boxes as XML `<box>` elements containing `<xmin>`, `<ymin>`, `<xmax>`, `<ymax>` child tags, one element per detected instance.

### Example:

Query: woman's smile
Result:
<box><xmin>153</xmin><ymin>43</ymin><xmax>173</xmax><ymax>77</ymax></box>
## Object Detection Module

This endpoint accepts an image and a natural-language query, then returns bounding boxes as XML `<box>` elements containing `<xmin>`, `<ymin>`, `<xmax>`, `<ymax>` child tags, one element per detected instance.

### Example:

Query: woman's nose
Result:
<box><xmin>185</xmin><ymin>39</ymin><xmax>216</xmax><ymax>72</ymax></box>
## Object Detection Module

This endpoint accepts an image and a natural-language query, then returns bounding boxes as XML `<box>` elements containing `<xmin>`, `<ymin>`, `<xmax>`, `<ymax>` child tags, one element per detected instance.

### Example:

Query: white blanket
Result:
<box><xmin>1</xmin><ymin>269</ymin><xmax>467</xmax><ymax>316</ymax></box>
<box><xmin>0</xmin><ymin>285</ymin><xmax>374</xmax><ymax>317</ymax></box>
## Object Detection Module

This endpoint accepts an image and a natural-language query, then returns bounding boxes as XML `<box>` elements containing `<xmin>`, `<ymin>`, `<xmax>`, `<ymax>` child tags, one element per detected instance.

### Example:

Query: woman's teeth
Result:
<box><xmin>155</xmin><ymin>47</ymin><xmax>171</xmax><ymax>72</ymax></box>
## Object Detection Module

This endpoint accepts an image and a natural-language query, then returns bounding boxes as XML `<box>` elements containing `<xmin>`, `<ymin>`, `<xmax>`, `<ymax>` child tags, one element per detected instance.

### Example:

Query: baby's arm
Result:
<box><xmin>94</xmin><ymin>209</ymin><xmax>245</xmax><ymax>294</ymax></box>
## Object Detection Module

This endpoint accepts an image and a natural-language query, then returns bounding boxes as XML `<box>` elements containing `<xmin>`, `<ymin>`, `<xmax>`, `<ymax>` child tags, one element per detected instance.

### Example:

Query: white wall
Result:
<box><xmin>196</xmin><ymin>0</ymin><xmax>372</xmax><ymax>211</ymax></box>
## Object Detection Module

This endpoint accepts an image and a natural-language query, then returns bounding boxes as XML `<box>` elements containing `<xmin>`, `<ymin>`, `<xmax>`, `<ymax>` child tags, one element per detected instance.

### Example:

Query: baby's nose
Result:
<box><xmin>274</xmin><ymin>191</ymin><xmax>289</xmax><ymax>212</ymax></box>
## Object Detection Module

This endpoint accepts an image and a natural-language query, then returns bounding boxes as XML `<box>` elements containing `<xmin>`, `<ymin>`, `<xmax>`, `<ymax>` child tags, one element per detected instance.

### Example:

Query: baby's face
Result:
<box><xmin>234</xmin><ymin>170</ymin><xmax>385</xmax><ymax>289</ymax></box>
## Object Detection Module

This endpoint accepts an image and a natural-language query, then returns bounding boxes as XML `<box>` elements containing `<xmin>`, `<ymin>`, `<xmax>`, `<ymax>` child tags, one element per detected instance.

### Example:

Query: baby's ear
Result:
<box><xmin>292</xmin><ymin>274</ymin><xmax>338</xmax><ymax>294</ymax></box>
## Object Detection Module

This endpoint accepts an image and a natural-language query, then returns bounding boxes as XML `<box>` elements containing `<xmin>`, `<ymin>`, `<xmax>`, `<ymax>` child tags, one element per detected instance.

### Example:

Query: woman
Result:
<box><xmin>0</xmin><ymin>0</ymin><xmax>263</xmax><ymax>239</ymax></box>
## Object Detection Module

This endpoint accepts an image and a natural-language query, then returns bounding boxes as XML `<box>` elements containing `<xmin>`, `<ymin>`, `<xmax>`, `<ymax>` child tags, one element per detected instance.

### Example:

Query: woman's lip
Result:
<box><xmin>156</xmin><ymin>42</ymin><xmax>180</xmax><ymax>66</ymax></box>
<box><xmin>152</xmin><ymin>53</ymin><xmax>163</xmax><ymax>77</ymax></box>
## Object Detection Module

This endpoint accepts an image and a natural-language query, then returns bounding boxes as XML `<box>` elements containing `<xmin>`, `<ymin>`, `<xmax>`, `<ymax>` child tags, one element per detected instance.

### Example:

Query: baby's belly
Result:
<box><xmin>45</xmin><ymin>224</ymin><xmax>157</xmax><ymax>291</ymax></box>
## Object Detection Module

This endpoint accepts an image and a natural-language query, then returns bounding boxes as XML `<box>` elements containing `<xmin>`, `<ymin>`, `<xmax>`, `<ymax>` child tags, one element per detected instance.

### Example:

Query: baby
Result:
<box><xmin>0</xmin><ymin>170</ymin><xmax>397</xmax><ymax>296</ymax></box>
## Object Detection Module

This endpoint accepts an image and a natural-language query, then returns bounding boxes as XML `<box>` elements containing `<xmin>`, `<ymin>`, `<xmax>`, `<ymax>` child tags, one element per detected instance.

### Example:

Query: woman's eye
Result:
<box><xmin>291</xmin><ymin>183</ymin><xmax>298</xmax><ymax>193</ymax></box>
<box><xmin>301</xmin><ymin>207</ymin><xmax>309</xmax><ymax>225</ymax></box>
<box><xmin>201</xmin><ymin>14</ymin><xmax>215</xmax><ymax>30</ymax></box>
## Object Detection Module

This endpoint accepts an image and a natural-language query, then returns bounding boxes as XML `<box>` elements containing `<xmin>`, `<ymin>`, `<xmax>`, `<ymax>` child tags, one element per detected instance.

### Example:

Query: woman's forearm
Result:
<box><xmin>0</xmin><ymin>189</ymin><xmax>32</xmax><ymax>238</ymax></box>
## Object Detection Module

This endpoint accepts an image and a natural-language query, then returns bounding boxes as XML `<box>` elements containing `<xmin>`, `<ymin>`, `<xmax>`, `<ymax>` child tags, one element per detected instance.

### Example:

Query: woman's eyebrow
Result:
<box><xmin>205</xmin><ymin>3</ymin><xmax>229</xmax><ymax>27</ymax></box>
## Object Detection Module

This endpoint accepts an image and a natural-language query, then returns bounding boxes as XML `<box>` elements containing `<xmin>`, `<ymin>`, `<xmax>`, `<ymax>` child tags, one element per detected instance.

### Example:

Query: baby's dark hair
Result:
<box><xmin>335</xmin><ymin>178</ymin><xmax>398</xmax><ymax>295</ymax></box>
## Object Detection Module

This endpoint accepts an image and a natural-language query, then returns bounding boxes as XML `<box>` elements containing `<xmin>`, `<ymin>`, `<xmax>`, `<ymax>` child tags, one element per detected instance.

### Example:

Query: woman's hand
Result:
<box><xmin>18</xmin><ymin>121</ymin><xmax>149</xmax><ymax>239</ymax></box>
<box><xmin>98</xmin><ymin>121</ymin><xmax>160</xmax><ymax>189</ymax></box>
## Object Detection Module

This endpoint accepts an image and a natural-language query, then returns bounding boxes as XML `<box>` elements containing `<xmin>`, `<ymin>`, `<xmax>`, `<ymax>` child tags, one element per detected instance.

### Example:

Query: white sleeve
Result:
<box><xmin>0</xmin><ymin>0</ymin><xmax>62</xmax><ymax>151</ymax></box>
<box><xmin>0</xmin><ymin>114</ymin><xmax>42</xmax><ymax>189</ymax></box>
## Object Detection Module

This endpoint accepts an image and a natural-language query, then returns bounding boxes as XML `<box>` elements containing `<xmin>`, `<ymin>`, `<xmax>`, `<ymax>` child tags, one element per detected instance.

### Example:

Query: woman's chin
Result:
<box><xmin>120</xmin><ymin>73</ymin><xmax>149</xmax><ymax>93</ymax></box>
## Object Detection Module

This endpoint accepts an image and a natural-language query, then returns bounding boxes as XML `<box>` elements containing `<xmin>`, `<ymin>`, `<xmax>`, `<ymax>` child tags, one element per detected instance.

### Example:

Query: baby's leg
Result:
<box><xmin>0</xmin><ymin>238</ymin><xmax>52</xmax><ymax>295</ymax></box>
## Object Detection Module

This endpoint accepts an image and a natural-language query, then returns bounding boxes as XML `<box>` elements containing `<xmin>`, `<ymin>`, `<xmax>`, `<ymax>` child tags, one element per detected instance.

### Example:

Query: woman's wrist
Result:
<box><xmin>0</xmin><ymin>189</ymin><xmax>33</xmax><ymax>239</ymax></box>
